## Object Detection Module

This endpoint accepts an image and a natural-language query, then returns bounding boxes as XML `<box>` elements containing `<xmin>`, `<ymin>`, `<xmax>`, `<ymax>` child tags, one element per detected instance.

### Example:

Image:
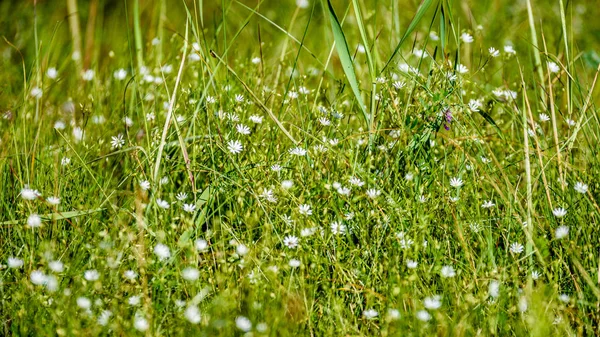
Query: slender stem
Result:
<box><xmin>133</xmin><ymin>0</ymin><xmax>144</xmax><ymax>69</ymax></box>
<box><xmin>153</xmin><ymin>23</ymin><xmax>189</xmax><ymax>182</ymax></box>
<box><xmin>66</xmin><ymin>0</ymin><xmax>82</xmax><ymax>71</ymax></box>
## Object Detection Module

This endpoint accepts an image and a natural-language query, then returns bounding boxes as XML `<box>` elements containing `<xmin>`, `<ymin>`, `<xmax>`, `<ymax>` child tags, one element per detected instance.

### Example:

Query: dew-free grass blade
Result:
<box><xmin>1</xmin><ymin>208</ymin><xmax>105</xmax><ymax>226</ymax></box>
<box><xmin>326</xmin><ymin>0</ymin><xmax>369</xmax><ymax>128</ymax></box>
<box><xmin>382</xmin><ymin>0</ymin><xmax>436</xmax><ymax>72</ymax></box>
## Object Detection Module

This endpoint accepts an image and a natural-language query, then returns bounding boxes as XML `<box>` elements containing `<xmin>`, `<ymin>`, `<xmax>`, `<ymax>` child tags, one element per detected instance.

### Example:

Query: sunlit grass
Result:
<box><xmin>1</xmin><ymin>0</ymin><xmax>600</xmax><ymax>335</ymax></box>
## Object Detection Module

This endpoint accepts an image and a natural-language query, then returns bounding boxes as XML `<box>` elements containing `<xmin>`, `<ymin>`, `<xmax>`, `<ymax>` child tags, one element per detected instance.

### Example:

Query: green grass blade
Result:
<box><xmin>1</xmin><ymin>208</ymin><xmax>105</xmax><ymax>225</ymax></box>
<box><xmin>326</xmin><ymin>0</ymin><xmax>369</xmax><ymax>127</ymax></box>
<box><xmin>382</xmin><ymin>0</ymin><xmax>435</xmax><ymax>72</ymax></box>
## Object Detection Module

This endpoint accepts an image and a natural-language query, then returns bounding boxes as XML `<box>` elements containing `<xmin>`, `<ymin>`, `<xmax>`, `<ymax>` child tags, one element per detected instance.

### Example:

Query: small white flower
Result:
<box><xmin>548</xmin><ymin>61</ymin><xmax>560</xmax><ymax>73</ymax></box>
<box><xmin>504</xmin><ymin>45</ymin><xmax>516</xmax><ymax>55</ymax></box>
<box><xmin>259</xmin><ymin>189</ymin><xmax>277</xmax><ymax>203</ymax></box>
<box><xmin>47</xmin><ymin>67</ymin><xmax>58</xmax><ymax>79</ymax></box>
<box><xmin>82</xmin><ymin>69</ymin><xmax>95</xmax><ymax>81</ymax></box>
<box><xmin>489</xmin><ymin>280</ymin><xmax>500</xmax><ymax>298</ymax></box>
<box><xmin>289</xmin><ymin>147</ymin><xmax>307</xmax><ymax>156</ymax></box>
<box><xmin>249</xmin><ymin>115</ymin><xmax>263</xmax><ymax>124</ymax></box>
<box><xmin>299</xmin><ymin>86</ymin><xmax>310</xmax><ymax>95</ymax></box>
<box><xmin>77</xmin><ymin>297</ymin><xmax>92</xmax><ymax>310</ymax></box>
<box><xmin>406</xmin><ymin>259</ymin><xmax>418</xmax><ymax>269</ymax></box>
<box><xmin>283</xmin><ymin>235</ymin><xmax>299</xmax><ymax>249</ymax></box>
<box><xmin>30</xmin><ymin>270</ymin><xmax>47</xmax><ymax>285</ymax></box>
<box><xmin>27</xmin><ymin>214</ymin><xmax>42</xmax><ymax>228</ymax></box>
<box><xmin>366</xmin><ymin>188</ymin><xmax>381</xmax><ymax>199</ymax></box>
<box><xmin>156</xmin><ymin>199</ymin><xmax>170</xmax><ymax>209</ymax></box>
<box><xmin>574</xmin><ymin>182</ymin><xmax>588</xmax><ymax>194</ymax></box>
<box><xmin>552</xmin><ymin>207</ymin><xmax>567</xmax><ymax>218</ymax></box>
<box><xmin>195</xmin><ymin>239</ymin><xmax>208</xmax><ymax>252</ymax></box>
<box><xmin>566</xmin><ymin>119</ymin><xmax>576</xmax><ymax>127</ymax></box>
<box><xmin>416</xmin><ymin>310</ymin><xmax>431</xmax><ymax>322</ymax></box>
<box><xmin>460</xmin><ymin>32</ymin><xmax>474</xmax><ymax>43</ymax></box>
<box><xmin>181</xmin><ymin>267</ymin><xmax>200</xmax><ymax>281</ymax></box>
<box><xmin>84</xmin><ymin>269</ymin><xmax>99</xmax><ymax>281</ymax></box>
<box><xmin>429</xmin><ymin>31</ymin><xmax>439</xmax><ymax>41</ymax></box>
<box><xmin>111</xmin><ymin>134</ymin><xmax>125</xmax><ymax>149</ymax></box>
<box><xmin>98</xmin><ymin>310</ymin><xmax>113</xmax><ymax>326</ymax></box>
<box><xmin>176</xmin><ymin>192</ymin><xmax>188</xmax><ymax>201</ymax></box>
<box><xmin>481</xmin><ymin>200</ymin><xmax>495</xmax><ymax>208</ymax></box>
<box><xmin>235</xmin><ymin>316</ymin><xmax>252</xmax><ymax>332</ymax></box>
<box><xmin>227</xmin><ymin>140</ymin><xmax>243</xmax><ymax>154</ymax></box>
<box><xmin>510</xmin><ymin>242</ymin><xmax>524</xmax><ymax>254</ymax></box>
<box><xmin>184</xmin><ymin>305</ymin><xmax>202</xmax><ymax>324</ymax></box>
<box><xmin>271</xmin><ymin>164</ymin><xmax>282</xmax><ymax>172</ymax></box>
<box><xmin>531</xmin><ymin>270</ymin><xmax>541</xmax><ymax>280</ymax></box>
<box><xmin>488</xmin><ymin>47</ymin><xmax>500</xmax><ymax>57</ymax></box>
<box><xmin>392</xmin><ymin>81</ymin><xmax>406</xmax><ymax>90</ymax></box>
<box><xmin>298</xmin><ymin>204</ymin><xmax>312</xmax><ymax>215</ymax></box>
<box><xmin>134</xmin><ymin>314</ymin><xmax>149</xmax><ymax>332</ymax></box>
<box><xmin>555</xmin><ymin>226</ymin><xmax>569</xmax><ymax>239</ymax></box>
<box><xmin>72</xmin><ymin>127</ymin><xmax>84</xmax><ymax>142</ymax></box>
<box><xmin>7</xmin><ymin>257</ymin><xmax>24</xmax><ymax>268</ymax></box>
<box><xmin>49</xmin><ymin>260</ymin><xmax>64</xmax><ymax>273</ymax></box>
<box><xmin>293</xmin><ymin>0</ymin><xmax>311</xmax><ymax>8</ymax></box>
<box><xmin>281</xmin><ymin>180</ymin><xmax>294</xmax><ymax>189</ymax></box>
<box><xmin>413</xmin><ymin>49</ymin><xmax>428</xmax><ymax>59</ymax></box>
<box><xmin>300</xmin><ymin>227</ymin><xmax>317</xmax><ymax>237</ymax></box>
<box><xmin>139</xmin><ymin>180</ymin><xmax>150</xmax><ymax>191</ymax></box>
<box><xmin>363</xmin><ymin>309</ymin><xmax>378</xmax><ymax>319</ymax></box>
<box><xmin>387</xmin><ymin>309</ymin><xmax>401</xmax><ymax>320</ymax></box>
<box><xmin>423</xmin><ymin>295</ymin><xmax>442</xmax><ymax>310</ymax></box>
<box><xmin>183</xmin><ymin>203</ymin><xmax>196</xmax><ymax>213</ymax></box>
<box><xmin>61</xmin><ymin>157</ymin><xmax>71</xmax><ymax>166</ymax></box>
<box><xmin>124</xmin><ymin>270</ymin><xmax>138</xmax><ymax>280</ymax></box>
<box><xmin>236</xmin><ymin>124</ymin><xmax>251</xmax><ymax>135</ymax></box>
<box><xmin>236</xmin><ymin>244</ymin><xmax>249</xmax><ymax>256</ymax></box>
<box><xmin>21</xmin><ymin>187</ymin><xmax>40</xmax><ymax>200</ymax></box>
<box><xmin>46</xmin><ymin>196</ymin><xmax>60</xmax><ymax>205</ymax></box>
<box><xmin>468</xmin><ymin>99</ymin><xmax>482</xmax><ymax>112</ymax></box>
<box><xmin>449</xmin><ymin>177</ymin><xmax>463</xmax><ymax>188</ymax></box>
<box><xmin>318</xmin><ymin>117</ymin><xmax>331</xmax><ymax>126</ymax></box>
<box><xmin>227</xmin><ymin>112</ymin><xmax>239</xmax><ymax>122</ymax></box>
<box><xmin>539</xmin><ymin>113</ymin><xmax>550</xmax><ymax>122</ymax></box>
<box><xmin>440</xmin><ymin>265</ymin><xmax>456</xmax><ymax>278</ymax></box>
<box><xmin>114</xmin><ymin>68</ymin><xmax>127</xmax><ymax>80</ymax></box>
<box><xmin>289</xmin><ymin>259</ymin><xmax>301</xmax><ymax>268</ymax></box>
<box><xmin>234</xmin><ymin>94</ymin><xmax>245</xmax><ymax>103</ymax></box>
<box><xmin>154</xmin><ymin>243</ymin><xmax>171</xmax><ymax>261</ymax></box>
<box><xmin>558</xmin><ymin>294</ymin><xmax>570</xmax><ymax>303</ymax></box>
<box><xmin>470</xmin><ymin>223</ymin><xmax>481</xmax><ymax>233</ymax></box>
<box><xmin>457</xmin><ymin>64</ymin><xmax>469</xmax><ymax>74</ymax></box>
<box><xmin>54</xmin><ymin>120</ymin><xmax>66</xmax><ymax>130</ymax></box>
<box><xmin>124</xmin><ymin>116</ymin><xmax>133</xmax><ymax>127</ymax></box>
<box><xmin>349</xmin><ymin>177</ymin><xmax>365</xmax><ymax>187</ymax></box>
<box><xmin>330</xmin><ymin>221</ymin><xmax>347</xmax><ymax>235</ymax></box>
<box><xmin>30</xmin><ymin>87</ymin><xmax>43</xmax><ymax>99</ymax></box>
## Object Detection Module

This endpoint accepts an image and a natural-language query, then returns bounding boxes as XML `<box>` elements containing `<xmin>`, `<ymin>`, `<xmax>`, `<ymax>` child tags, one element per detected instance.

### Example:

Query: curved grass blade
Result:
<box><xmin>382</xmin><ymin>0</ymin><xmax>435</xmax><ymax>72</ymax></box>
<box><xmin>326</xmin><ymin>0</ymin><xmax>369</xmax><ymax>127</ymax></box>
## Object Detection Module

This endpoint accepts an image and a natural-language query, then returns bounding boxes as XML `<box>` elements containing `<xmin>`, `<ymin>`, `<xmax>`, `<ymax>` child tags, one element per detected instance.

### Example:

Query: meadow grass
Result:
<box><xmin>1</xmin><ymin>0</ymin><xmax>600</xmax><ymax>335</ymax></box>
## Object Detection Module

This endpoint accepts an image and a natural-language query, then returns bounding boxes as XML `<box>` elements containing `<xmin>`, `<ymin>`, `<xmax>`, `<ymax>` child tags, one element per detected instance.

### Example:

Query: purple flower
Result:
<box><xmin>443</xmin><ymin>109</ymin><xmax>452</xmax><ymax>130</ymax></box>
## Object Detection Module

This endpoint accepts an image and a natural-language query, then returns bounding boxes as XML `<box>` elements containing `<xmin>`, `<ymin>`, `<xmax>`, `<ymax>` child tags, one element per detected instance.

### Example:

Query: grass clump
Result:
<box><xmin>1</xmin><ymin>0</ymin><xmax>600</xmax><ymax>335</ymax></box>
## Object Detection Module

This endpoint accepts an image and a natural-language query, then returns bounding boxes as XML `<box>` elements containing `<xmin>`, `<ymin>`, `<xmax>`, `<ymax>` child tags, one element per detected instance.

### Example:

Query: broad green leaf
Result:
<box><xmin>326</xmin><ymin>0</ymin><xmax>369</xmax><ymax>127</ymax></box>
